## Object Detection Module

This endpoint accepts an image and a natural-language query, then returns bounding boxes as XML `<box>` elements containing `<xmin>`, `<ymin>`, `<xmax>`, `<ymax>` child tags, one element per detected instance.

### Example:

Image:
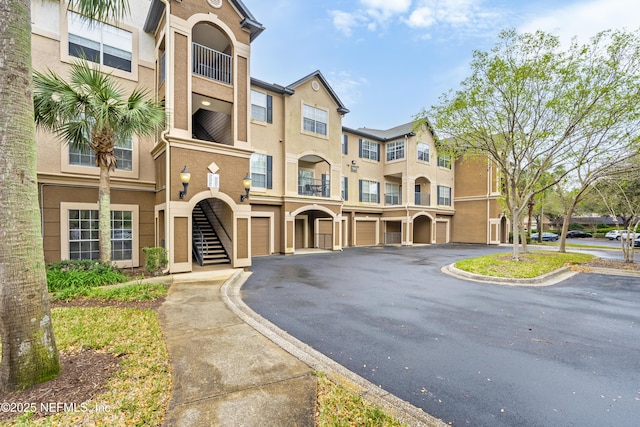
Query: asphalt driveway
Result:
<box><xmin>242</xmin><ymin>245</ymin><xmax>640</xmax><ymax>427</ymax></box>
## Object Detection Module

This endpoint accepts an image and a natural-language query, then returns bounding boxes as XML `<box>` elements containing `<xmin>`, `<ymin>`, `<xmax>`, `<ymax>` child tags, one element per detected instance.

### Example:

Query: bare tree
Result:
<box><xmin>419</xmin><ymin>29</ymin><xmax>640</xmax><ymax>260</ymax></box>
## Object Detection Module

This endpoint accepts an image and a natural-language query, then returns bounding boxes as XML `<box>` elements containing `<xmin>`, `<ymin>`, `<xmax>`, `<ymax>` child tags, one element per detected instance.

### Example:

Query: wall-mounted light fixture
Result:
<box><xmin>179</xmin><ymin>166</ymin><xmax>191</xmax><ymax>199</ymax></box>
<box><xmin>350</xmin><ymin>160</ymin><xmax>359</xmax><ymax>172</ymax></box>
<box><xmin>240</xmin><ymin>173</ymin><xmax>252</xmax><ymax>202</ymax></box>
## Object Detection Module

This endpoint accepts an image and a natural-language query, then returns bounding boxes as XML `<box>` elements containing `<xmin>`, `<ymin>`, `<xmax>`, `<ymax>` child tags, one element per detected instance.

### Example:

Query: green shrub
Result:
<box><xmin>568</xmin><ymin>223</ymin><xmax>584</xmax><ymax>230</ymax></box>
<box><xmin>46</xmin><ymin>260</ymin><xmax>128</xmax><ymax>293</ymax></box>
<box><xmin>142</xmin><ymin>247</ymin><xmax>168</xmax><ymax>276</ymax></box>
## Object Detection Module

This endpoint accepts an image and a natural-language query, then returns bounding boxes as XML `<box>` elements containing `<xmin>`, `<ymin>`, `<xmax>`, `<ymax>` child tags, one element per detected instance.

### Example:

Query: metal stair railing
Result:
<box><xmin>192</xmin><ymin>221</ymin><xmax>205</xmax><ymax>266</ymax></box>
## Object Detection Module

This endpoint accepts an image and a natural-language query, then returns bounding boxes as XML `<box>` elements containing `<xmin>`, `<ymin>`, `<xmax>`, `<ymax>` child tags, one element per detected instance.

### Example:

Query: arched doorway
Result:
<box><xmin>413</xmin><ymin>215</ymin><xmax>433</xmax><ymax>244</ymax></box>
<box><xmin>294</xmin><ymin>209</ymin><xmax>334</xmax><ymax>250</ymax></box>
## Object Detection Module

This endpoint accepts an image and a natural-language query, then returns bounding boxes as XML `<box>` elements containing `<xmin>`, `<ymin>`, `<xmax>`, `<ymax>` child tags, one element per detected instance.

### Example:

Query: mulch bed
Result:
<box><xmin>0</xmin><ymin>350</ymin><xmax>121</xmax><ymax>421</ymax></box>
<box><xmin>0</xmin><ymin>298</ymin><xmax>165</xmax><ymax>422</ymax></box>
<box><xmin>581</xmin><ymin>259</ymin><xmax>640</xmax><ymax>271</ymax></box>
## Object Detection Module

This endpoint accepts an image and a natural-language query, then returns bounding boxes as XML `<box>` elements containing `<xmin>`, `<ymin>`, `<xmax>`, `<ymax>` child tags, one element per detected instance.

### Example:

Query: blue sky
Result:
<box><xmin>242</xmin><ymin>0</ymin><xmax>640</xmax><ymax>130</ymax></box>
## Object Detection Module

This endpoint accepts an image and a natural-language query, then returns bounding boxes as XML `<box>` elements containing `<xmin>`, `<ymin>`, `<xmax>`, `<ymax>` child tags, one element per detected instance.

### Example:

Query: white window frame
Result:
<box><xmin>417</xmin><ymin>142</ymin><xmax>430</xmax><ymax>162</ymax></box>
<box><xmin>386</xmin><ymin>140</ymin><xmax>405</xmax><ymax>162</ymax></box>
<box><xmin>302</xmin><ymin>104</ymin><xmax>328</xmax><ymax>137</ymax></box>
<box><xmin>62</xmin><ymin>136</ymin><xmax>139</xmax><ymax>179</ymax></box>
<box><xmin>360</xmin><ymin>179</ymin><xmax>379</xmax><ymax>203</ymax></box>
<box><xmin>250</xmin><ymin>153</ymin><xmax>268</xmax><ymax>189</ymax></box>
<box><xmin>361</xmin><ymin>140</ymin><xmax>379</xmax><ymax>161</ymax></box>
<box><xmin>61</xmin><ymin>9</ymin><xmax>139</xmax><ymax>81</ymax></box>
<box><xmin>385</xmin><ymin>183</ymin><xmax>400</xmax><ymax>205</ymax></box>
<box><xmin>437</xmin><ymin>185</ymin><xmax>452</xmax><ymax>206</ymax></box>
<box><xmin>251</xmin><ymin>90</ymin><xmax>268</xmax><ymax>122</ymax></box>
<box><xmin>60</xmin><ymin>202</ymin><xmax>139</xmax><ymax>268</ymax></box>
<box><xmin>68</xmin><ymin>135</ymin><xmax>133</xmax><ymax>171</ymax></box>
<box><xmin>438</xmin><ymin>153</ymin><xmax>452</xmax><ymax>169</ymax></box>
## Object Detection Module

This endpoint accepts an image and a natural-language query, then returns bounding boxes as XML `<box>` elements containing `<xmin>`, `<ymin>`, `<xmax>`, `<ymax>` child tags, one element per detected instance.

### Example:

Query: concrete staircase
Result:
<box><xmin>192</xmin><ymin>203</ymin><xmax>230</xmax><ymax>265</ymax></box>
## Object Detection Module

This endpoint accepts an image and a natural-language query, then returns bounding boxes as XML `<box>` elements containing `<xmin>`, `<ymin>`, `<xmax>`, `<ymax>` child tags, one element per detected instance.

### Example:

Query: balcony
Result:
<box><xmin>415</xmin><ymin>192</ymin><xmax>430</xmax><ymax>206</ymax></box>
<box><xmin>385</xmin><ymin>193</ymin><xmax>400</xmax><ymax>205</ymax></box>
<box><xmin>298</xmin><ymin>178</ymin><xmax>330</xmax><ymax>198</ymax></box>
<box><xmin>192</xmin><ymin>43</ymin><xmax>232</xmax><ymax>85</ymax></box>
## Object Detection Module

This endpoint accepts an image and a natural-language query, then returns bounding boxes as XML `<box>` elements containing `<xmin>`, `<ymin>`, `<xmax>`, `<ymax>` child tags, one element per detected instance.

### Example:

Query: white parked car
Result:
<box><xmin>605</xmin><ymin>230</ymin><xmax>621</xmax><ymax>240</ymax></box>
<box><xmin>620</xmin><ymin>230</ymin><xmax>638</xmax><ymax>240</ymax></box>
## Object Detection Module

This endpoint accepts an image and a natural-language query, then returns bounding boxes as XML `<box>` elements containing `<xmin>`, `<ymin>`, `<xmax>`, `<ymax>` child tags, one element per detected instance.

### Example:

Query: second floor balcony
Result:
<box><xmin>192</xmin><ymin>42</ymin><xmax>232</xmax><ymax>85</ymax></box>
<box><xmin>298</xmin><ymin>178</ymin><xmax>330</xmax><ymax>198</ymax></box>
<box><xmin>415</xmin><ymin>192</ymin><xmax>430</xmax><ymax>206</ymax></box>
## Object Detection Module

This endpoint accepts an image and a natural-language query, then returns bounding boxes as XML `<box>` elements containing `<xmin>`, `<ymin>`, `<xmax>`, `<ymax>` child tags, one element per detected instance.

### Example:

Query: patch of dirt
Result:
<box><xmin>52</xmin><ymin>296</ymin><xmax>166</xmax><ymax>310</ymax></box>
<box><xmin>0</xmin><ymin>350</ymin><xmax>121</xmax><ymax>421</ymax></box>
<box><xmin>0</xmin><ymin>298</ymin><xmax>166</xmax><ymax>422</ymax></box>
<box><xmin>581</xmin><ymin>259</ymin><xmax>640</xmax><ymax>271</ymax></box>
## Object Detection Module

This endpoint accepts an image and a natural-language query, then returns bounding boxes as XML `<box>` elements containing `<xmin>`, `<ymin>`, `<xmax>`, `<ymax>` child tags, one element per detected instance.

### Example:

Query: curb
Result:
<box><xmin>221</xmin><ymin>271</ymin><xmax>447</xmax><ymax>427</ymax></box>
<box><xmin>441</xmin><ymin>264</ymin><xmax>577</xmax><ymax>286</ymax></box>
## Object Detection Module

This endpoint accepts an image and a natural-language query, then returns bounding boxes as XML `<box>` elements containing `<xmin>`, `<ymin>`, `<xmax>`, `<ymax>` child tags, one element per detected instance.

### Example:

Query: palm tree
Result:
<box><xmin>0</xmin><ymin>0</ymin><xmax>130</xmax><ymax>392</ymax></box>
<box><xmin>33</xmin><ymin>60</ymin><xmax>165</xmax><ymax>263</ymax></box>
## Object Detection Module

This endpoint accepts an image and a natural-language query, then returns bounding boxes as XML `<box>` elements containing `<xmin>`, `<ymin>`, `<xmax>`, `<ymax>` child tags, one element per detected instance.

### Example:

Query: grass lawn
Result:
<box><xmin>454</xmin><ymin>250</ymin><xmax>595</xmax><ymax>278</ymax></box>
<box><xmin>1</xmin><ymin>261</ymin><xmax>407</xmax><ymax>426</ymax></box>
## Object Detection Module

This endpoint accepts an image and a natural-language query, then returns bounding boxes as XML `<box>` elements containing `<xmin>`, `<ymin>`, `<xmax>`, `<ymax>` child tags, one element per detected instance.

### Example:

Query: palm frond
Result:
<box><xmin>67</xmin><ymin>0</ymin><xmax>130</xmax><ymax>24</ymax></box>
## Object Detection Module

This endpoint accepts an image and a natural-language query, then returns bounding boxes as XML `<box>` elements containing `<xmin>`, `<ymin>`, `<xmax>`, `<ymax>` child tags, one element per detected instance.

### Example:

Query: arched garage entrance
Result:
<box><xmin>285</xmin><ymin>205</ymin><xmax>340</xmax><ymax>254</ymax></box>
<box><xmin>413</xmin><ymin>215</ymin><xmax>433</xmax><ymax>244</ymax></box>
<box><xmin>295</xmin><ymin>209</ymin><xmax>334</xmax><ymax>250</ymax></box>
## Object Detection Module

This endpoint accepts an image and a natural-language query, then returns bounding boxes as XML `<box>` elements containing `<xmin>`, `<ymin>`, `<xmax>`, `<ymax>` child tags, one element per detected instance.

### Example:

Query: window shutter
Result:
<box><xmin>376</xmin><ymin>182</ymin><xmax>381</xmax><ymax>203</ymax></box>
<box><xmin>376</xmin><ymin>144</ymin><xmax>381</xmax><ymax>162</ymax></box>
<box><xmin>322</xmin><ymin>173</ymin><xmax>329</xmax><ymax>197</ymax></box>
<box><xmin>266</xmin><ymin>155</ymin><xmax>273</xmax><ymax>189</ymax></box>
<box><xmin>343</xmin><ymin>134</ymin><xmax>348</xmax><ymax>154</ymax></box>
<box><xmin>359</xmin><ymin>139</ymin><xmax>363</xmax><ymax>158</ymax></box>
<box><xmin>359</xmin><ymin>179</ymin><xmax>363</xmax><ymax>202</ymax></box>
<box><xmin>344</xmin><ymin>177</ymin><xmax>348</xmax><ymax>201</ymax></box>
<box><xmin>266</xmin><ymin>95</ymin><xmax>273</xmax><ymax>123</ymax></box>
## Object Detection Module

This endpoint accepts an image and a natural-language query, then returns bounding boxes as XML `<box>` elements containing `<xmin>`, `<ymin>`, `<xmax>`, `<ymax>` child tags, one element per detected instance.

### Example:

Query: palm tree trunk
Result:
<box><xmin>0</xmin><ymin>0</ymin><xmax>60</xmax><ymax>391</ymax></box>
<box><xmin>99</xmin><ymin>164</ymin><xmax>112</xmax><ymax>263</ymax></box>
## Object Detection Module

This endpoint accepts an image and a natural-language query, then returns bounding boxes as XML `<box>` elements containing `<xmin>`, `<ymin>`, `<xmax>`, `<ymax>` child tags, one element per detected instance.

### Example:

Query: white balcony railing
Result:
<box><xmin>192</xmin><ymin>43</ymin><xmax>232</xmax><ymax>85</ymax></box>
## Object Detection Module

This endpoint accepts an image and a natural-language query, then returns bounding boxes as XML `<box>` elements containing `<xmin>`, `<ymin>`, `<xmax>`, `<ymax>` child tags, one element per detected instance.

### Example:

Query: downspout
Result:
<box><xmin>405</xmin><ymin>134</ymin><xmax>410</xmax><ymax>245</ymax></box>
<box><xmin>159</xmin><ymin>0</ymin><xmax>171</xmax><ymax>274</ymax></box>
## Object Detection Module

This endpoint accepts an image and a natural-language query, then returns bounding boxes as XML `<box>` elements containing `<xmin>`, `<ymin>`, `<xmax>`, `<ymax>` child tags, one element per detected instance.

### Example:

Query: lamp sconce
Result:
<box><xmin>240</xmin><ymin>173</ymin><xmax>252</xmax><ymax>202</ymax></box>
<box><xmin>179</xmin><ymin>166</ymin><xmax>191</xmax><ymax>199</ymax></box>
<box><xmin>350</xmin><ymin>160</ymin><xmax>359</xmax><ymax>172</ymax></box>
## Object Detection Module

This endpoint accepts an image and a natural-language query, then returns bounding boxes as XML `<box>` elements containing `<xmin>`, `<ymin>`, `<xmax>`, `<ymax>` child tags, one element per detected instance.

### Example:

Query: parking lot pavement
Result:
<box><xmin>243</xmin><ymin>245</ymin><xmax>640</xmax><ymax>427</ymax></box>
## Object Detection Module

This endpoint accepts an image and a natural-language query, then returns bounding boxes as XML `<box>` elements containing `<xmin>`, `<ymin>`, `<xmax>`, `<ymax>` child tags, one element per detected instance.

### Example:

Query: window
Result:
<box><xmin>303</xmin><ymin>104</ymin><xmax>328</xmax><ymax>136</ymax></box>
<box><xmin>385</xmin><ymin>183</ymin><xmax>400</xmax><ymax>205</ymax></box>
<box><xmin>386</xmin><ymin>140</ymin><xmax>405</xmax><ymax>161</ymax></box>
<box><xmin>69</xmin><ymin>136</ymin><xmax>133</xmax><ymax>171</ymax></box>
<box><xmin>68</xmin><ymin>11</ymin><xmax>132</xmax><ymax>72</ymax></box>
<box><xmin>417</xmin><ymin>142</ymin><xmax>429</xmax><ymax>162</ymax></box>
<box><xmin>342</xmin><ymin>134</ymin><xmax>348</xmax><ymax>155</ymax></box>
<box><xmin>159</xmin><ymin>50</ymin><xmax>166</xmax><ymax>84</ymax></box>
<box><xmin>359</xmin><ymin>139</ymin><xmax>380</xmax><ymax>161</ymax></box>
<box><xmin>359</xmin><ymin>179</ymin><xmax>380</xmax><ymax>203</ymax></box>
<box><xmin>68</xmin><ymin>209</ymin><xmax>132</xmax><ymax>261</ymax></box>
<box><xmin>341</xmin><ymin>176</ymin><xmax>348</xmax><ymax>200</ymax></box>
<box><xmin>250</xmin><ymin>153</ymin><xmax>272</xmax><ymax>189</ymax></box>
<box><xmin>437</xmin><ymin>185</ymin><xmax>452</xmax><ymax>206</ymax></box>
<box><xmin>437</xmin><ymin>153</ymin><xmax>452</xmax><ymax>169</ymax></box>
<box><xmin>251</xmin><ymin>90</ymin><xmax>272</xmax><ymax>123</ymax></box>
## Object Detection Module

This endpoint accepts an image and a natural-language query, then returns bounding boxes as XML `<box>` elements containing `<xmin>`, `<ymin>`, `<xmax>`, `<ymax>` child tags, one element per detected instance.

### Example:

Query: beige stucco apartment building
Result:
<box><xmin>31</xmin><ymin>0</ymin><xmax>506</xmax><ymax>273</ymax></box>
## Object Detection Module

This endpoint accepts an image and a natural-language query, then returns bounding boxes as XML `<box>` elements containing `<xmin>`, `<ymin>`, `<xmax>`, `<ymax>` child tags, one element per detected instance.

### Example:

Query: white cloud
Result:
<box><xmin>407</xmin><ymin>7</ymin><xmax>436</xmax><ymax>28</ymax></box>
<box><xmin>360</xmin><ymin>0</ymin><xmax>412</xmax><ymax>17</ymax></box>
<box><xmin>519</xmin><ymin>0</ymin><xmax>640</xmax><ymax>45</ymax></box>
<box><xmin>326</xmin><ymin>71</ymin><xmax>368</xmax><ymax>108</ymax></box>
<box><xmin>330</xmin><ymin>10</ymin><xmax>362</xmax><ymax>37</ymax></box>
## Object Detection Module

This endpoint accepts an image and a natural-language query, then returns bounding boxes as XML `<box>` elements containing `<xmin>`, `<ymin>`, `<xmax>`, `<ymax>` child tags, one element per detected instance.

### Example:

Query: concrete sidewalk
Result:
<box><xmin>158</xmin><ymin>269</ymin><xmax>317</xmax><ymax>427</ymax></box>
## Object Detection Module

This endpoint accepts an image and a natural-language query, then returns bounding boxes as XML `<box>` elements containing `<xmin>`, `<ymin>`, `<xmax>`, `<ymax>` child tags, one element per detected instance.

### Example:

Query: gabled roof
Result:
<box><xmin>343</xmin><ymin>121</ymin><xmax>417</xmax><ymax>142</ymax></box>
<box><xmin>288</xmin><ymin>71</ymin><xmax>350</xmax><ymax>115</ymax></box>
<box><xmin>144</xmin><ymin>0</ymin><xmax>265</xmax><ymax>41</ymax></box>
<box><xmin>250</xmin><ymin>78</ymin><xmax>295</xmax><ymax>95</ymax></box>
